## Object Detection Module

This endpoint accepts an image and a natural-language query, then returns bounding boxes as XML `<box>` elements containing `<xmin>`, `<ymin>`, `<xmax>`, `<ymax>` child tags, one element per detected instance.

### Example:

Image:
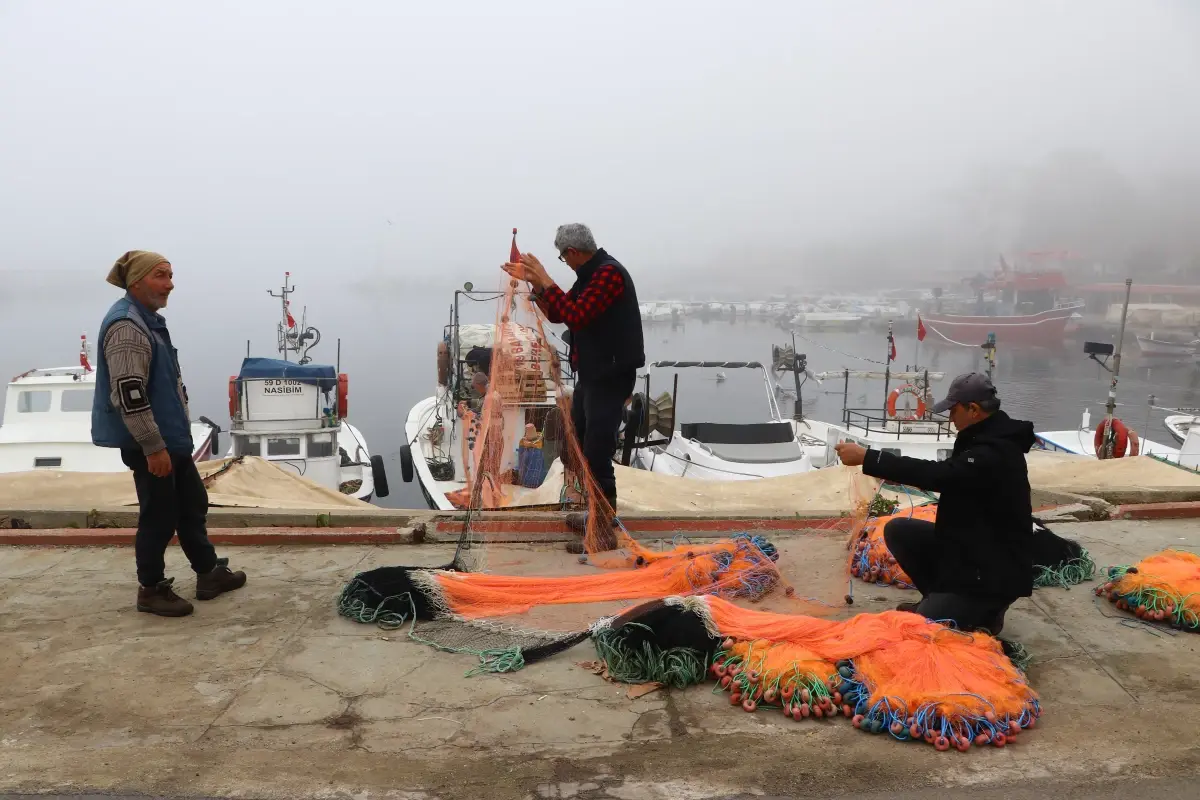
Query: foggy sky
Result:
<box><xmin>1</xmin><ymin>0</ymin><xmax>1198</xmax><ymax>294</ymax></box>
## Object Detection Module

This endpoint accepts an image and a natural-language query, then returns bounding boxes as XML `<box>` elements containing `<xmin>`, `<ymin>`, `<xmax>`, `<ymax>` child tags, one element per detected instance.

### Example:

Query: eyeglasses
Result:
<box><xmin>557</xmin><ymin>249</ymin><xmax>571</xmax><ymax>263</ymax></box>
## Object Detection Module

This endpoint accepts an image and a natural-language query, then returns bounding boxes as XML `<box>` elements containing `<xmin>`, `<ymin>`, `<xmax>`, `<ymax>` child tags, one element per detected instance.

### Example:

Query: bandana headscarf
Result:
<box><xmin>107</xmin><ymin>250</ymin><xmax>169</xmax><ymax>289</ymax></box>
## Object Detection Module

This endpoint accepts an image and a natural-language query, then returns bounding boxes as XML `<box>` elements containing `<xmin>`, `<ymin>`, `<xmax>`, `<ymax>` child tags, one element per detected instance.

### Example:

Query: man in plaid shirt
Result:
<box><xmin>504</xmin><ymin>224</ymin><xmax>645</xmax><ymax>551</ymax></box>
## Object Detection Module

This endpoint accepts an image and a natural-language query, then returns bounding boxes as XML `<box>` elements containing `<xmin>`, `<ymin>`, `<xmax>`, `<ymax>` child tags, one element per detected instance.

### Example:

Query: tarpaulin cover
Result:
<box><xmin>238</xmin><ymin>357</ymin><xmax>337</xmax><ymax>391</ymax></box>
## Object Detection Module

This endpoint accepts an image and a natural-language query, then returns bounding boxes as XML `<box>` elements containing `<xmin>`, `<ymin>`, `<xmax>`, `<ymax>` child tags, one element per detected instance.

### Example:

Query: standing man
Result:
<box><xmin>503</xmin><ymin>224</ymin><xmax>645</xmax><ymax>551</ymax></box>
<box><xmin>834</xmin><ymin>373</ymin><xmax>1034</xmax><ymax>634</ymax></box>
<box><xmin>92</xmin><ymin>251</ymin><xmax>247</xmax><ymax>617</ymax></box>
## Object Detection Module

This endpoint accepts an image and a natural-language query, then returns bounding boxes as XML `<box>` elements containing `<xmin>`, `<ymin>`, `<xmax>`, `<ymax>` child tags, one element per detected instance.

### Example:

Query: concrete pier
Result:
<box><xmin>2</xmin><ymin>517</ymin><xmax>1199</xmax><ymax>798</ymax></box>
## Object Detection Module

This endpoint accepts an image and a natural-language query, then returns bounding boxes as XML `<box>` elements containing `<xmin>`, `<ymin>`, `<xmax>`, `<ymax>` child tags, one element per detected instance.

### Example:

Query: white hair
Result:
<box><xmin>553</xmin><ymin>223</ymin><xmax>597</xmax><ymax>254</ymax></box>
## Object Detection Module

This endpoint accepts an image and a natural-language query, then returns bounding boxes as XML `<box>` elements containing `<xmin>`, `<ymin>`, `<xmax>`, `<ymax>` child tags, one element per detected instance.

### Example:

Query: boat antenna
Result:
<box><xmin>981</xmin><ymin>332</ymin><xmax>997</xmax><ymax>379</ymax></box>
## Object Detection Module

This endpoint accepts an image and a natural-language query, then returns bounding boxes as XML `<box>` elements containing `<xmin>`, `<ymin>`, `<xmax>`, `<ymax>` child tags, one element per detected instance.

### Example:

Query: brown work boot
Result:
<box><xmin>195</xmin><ymin>557</ymin><xmax>247</xmax><ymax>601</ymax></box>
<box><xmin>137</xmin><ymin>578</ymin><xmax>194</xmax><ymax>617</ymax></box>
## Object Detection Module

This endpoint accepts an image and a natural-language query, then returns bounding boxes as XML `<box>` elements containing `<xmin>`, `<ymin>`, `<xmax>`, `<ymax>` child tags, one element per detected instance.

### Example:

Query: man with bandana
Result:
<box><xmin>92</xmin><ymin>251</ymin><xmax>247</xmax><ymax>617</ymax></box>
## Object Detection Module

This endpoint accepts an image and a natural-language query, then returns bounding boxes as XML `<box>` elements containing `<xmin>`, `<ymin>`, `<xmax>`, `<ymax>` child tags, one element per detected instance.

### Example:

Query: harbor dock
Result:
<box><xmin>2</xmin><ymin>515</ymin><xmax>1200</xmax><ymax>799</ymax></box>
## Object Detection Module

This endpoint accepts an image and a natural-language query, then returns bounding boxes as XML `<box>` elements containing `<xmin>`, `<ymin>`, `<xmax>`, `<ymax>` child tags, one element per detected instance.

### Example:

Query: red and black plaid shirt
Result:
<box><xmin>536</xmin><ymin>266</ymin><xmax>625</xmax><ymax>368</ymax></box>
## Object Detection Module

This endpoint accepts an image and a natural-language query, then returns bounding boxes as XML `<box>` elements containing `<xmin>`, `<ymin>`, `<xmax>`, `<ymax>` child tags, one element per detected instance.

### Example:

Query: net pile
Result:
<box><xmin>593</xmin><ymin>596</ymin><xmax>1039</xmax><ymax>752</ymax></box>
<box><xmin>1095</xmin><ymin>549</ymin><xmax>1200</xmax><ymax>630</ymax></box>
<box><xmin>850</xmin><ymin>506</ymin><xmax>1096</xmax><ymax>590</ymax></box>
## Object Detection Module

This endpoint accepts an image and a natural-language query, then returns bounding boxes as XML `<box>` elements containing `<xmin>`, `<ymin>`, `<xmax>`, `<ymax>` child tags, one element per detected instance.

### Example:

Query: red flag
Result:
<box><xmin>888</xmin><ymin>332</ymin><xmax>897</xmax><ymax>362</ymax></box>
<box><xmin>285</xmin><ymin>301</ymin><xmax>296</xmax><ymax>329</ymax></box>
<box><xmin>917</xmin><ymin>314</ymin><xmax>927</xmax><ymax>342</ymax></box>
<box><xmin>79</xmin><ymin>333</ymin><xmax>91</xmax><ymax>372</ymax></box>
<box><xmin>510</xmin><ymin>227</ymin><xmax>520</xmax><ymax>262</ymax></box>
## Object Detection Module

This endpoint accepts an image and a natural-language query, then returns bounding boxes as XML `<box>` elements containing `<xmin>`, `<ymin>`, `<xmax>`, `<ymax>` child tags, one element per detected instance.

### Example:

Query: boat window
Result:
<box><xmin>267</xmin><ymin>436</ymin><xmax>302</xmax><ymax>457</ymax></box>
<box><xmin>60</xmin><ymin>389</ymin><xmax>92</xmax><ymax>412</ymax></box>
<box><xmin>235</xmin><ymin>437</ymin><xmax>261</xmax><ymax>457</ymax></box>
<box><xmin>937</xmin><ymin>449</ymin><xmax>952</xmax><ymax>461</ymax></box>
<box><xmin>33</xmin><ymin>457</ymin><xmax>62</xmax><ymax>468</ymax></box>
<box><xmin>308</xmin><ymin>433</ymin><xmax>334</xmax><ymax>458</ymax></box>
<box><xmin>17</xmin><ymin>391</ymin><xmax>51</xmax><ymax>413</ymax></box>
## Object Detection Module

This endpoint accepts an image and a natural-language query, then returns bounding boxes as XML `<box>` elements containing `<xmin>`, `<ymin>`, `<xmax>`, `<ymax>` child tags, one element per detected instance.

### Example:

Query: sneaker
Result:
<box><xmin>137</xmin><ymin>577</ymin><xmax>194</xmax><ymax>617</ymax></box>
<box><xmin>195</xmin><ymin>557</ymin><xmax>247</xmax><ymax>601</ymax></box>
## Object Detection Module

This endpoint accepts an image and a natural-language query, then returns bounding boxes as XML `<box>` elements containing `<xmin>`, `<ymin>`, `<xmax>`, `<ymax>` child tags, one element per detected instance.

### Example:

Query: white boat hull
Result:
<box><xmin>1137</xmin><ymin>335</ymin><xmax>1197</xmax><ymax>357</ymax></box>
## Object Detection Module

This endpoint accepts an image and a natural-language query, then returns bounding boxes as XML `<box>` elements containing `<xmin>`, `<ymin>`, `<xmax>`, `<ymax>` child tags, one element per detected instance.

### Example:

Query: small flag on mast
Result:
<box><xmin>285</xmin><ymin>301</ymin><xmax>296</xmax><ymax>329</ymax></box>
<box><xmin>79</xmin><ymin>333</ymin><xmax>91</xmax><ymax>372</ymax></box>
<box><xmin>887</xmin><ymin>329</ymin><xmax>897</xmax><ymax>362</ymax></box>
<box><xmin>917</xmin><ymin>314</ymin><xmax>927</xmax><ymax>342</ymax></box>
<box><xmin>510</xmin><ymin>228</ymin><xmax>520</xmax><ymax>262</ymax></box>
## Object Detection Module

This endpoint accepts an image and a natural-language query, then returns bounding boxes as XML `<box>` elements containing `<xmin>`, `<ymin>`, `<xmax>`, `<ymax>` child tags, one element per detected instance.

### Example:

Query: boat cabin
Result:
<box><xmin>228</xmin><ymin>358</ymin><xmax>350</xmax><ymax>490</ymax></box>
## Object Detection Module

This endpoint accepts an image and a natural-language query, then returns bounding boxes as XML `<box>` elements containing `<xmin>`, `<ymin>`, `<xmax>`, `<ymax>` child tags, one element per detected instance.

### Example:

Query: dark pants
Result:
<box><xmin>883</xmin><ymin>517</ymin><xmax>1011</xmax><ymax>633</ymax></box>
<box><xmin>570</xmin><ymin>371</ymin><xmax>636</xmax><ymax>507</ymax></box>
<box><xmin>121</xmin><ymin>450</ymin><xmax>218</xmax><ymax>587</ymax></box>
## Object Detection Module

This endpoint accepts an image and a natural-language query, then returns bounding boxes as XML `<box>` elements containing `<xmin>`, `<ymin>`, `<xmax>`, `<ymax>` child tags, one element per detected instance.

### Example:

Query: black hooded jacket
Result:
<box><xmin>861</xmin><ymin>409</ymin><xmax>1036</xmax><ymax>599</ymax></box>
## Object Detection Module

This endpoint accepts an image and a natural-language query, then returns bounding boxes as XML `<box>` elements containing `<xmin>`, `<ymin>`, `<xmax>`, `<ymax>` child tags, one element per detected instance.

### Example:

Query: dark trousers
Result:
<box><xmin>883</xmin><ymin>517</ymin><xmax>1011</xmax><ymax>633</ymax></box>
<box><xmin>570</xmin><ymin>371</ymin><xmax>636</xmax><ymax>507</ymax></box>
<box><xmin>121</xmin><ymin>450</ymin><xmax>218</xmax><ymax>587</ymax></box>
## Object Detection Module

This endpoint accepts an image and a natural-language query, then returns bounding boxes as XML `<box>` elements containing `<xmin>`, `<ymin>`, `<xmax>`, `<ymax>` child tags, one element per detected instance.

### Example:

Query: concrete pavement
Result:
<box><xmin>2</xmin><ymin>519</ymin><xmax>1200</xmax><ymax>799</ymax></box>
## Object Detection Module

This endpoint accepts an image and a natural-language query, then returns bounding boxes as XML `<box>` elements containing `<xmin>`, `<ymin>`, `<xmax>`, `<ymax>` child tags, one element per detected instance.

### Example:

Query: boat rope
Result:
<box><xmin>789</xmin><ymin>332</ymin><xmax>890</xmax><ymax>366</ymax></box>
<box><xmin>924</xmin><ymin>324</ymin><xmax>981</xmax><ymax>348</ymax></box>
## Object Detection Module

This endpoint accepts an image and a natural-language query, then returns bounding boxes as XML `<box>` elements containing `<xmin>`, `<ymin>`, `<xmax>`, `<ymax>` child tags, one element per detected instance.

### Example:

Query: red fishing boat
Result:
<box><xmin>923</xmin><ymin>254</ymin><xmax>1083</xmax><ymax>347</ymax></box>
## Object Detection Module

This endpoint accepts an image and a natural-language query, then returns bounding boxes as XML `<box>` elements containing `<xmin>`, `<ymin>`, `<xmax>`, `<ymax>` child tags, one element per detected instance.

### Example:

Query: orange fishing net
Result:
<box><xmin>413</xmin><ymin>534</ymin><xmax>787</xmax><ymax>618</ymax></box>
<box><xmin>848</xmin><ymin>505</ymin><xmax>937</xmax><ymax>588</ymax></box>
<box><xmin>598</xmin><ymin>596</ymin><xmax>1038</xmax><ymax>751</ymax></box>
<box><xmin>1097</xmin><ymin>549</ymin><xmax>1200</xmax><ymax>629</ymax></box>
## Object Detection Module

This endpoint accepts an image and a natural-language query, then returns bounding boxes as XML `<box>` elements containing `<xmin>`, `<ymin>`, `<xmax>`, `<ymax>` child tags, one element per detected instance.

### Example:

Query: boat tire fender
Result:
<box><xmin>337</xmin><ymin>374</ymin><xmax>349</xmax><ymax>419</ymax></box>
<box><xmin>228</xmin><ymin>377</ymin><xmax>239</xmax><ymax>417</ymax></box>
<box><xmin>437</xmin><ymin>341</ymin><xmax>452</xmax><ymax>386</ymax></box>
<box><xmin>400</xmin><ymin>444</ymin><xmax>415</xmax><ymax>483</ymax></box>
<box><xmin>370</xmin><ymin>454</ymin><xmax>390</xmax><ymax>498</ymax></box>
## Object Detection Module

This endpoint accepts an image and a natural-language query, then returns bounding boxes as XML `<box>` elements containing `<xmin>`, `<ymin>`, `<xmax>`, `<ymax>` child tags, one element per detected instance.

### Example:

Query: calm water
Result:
<box><xmin>5</xmin><ymin>278</ymin><xmax>1200</xmax><ymax>509</ymax></box>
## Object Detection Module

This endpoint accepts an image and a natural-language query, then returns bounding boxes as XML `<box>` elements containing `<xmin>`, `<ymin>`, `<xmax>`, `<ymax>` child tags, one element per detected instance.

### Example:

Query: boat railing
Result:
<box><xmin>841</xmin><ymin>408</ymin><xmax>955</xmax><ymax>441</ymax></box>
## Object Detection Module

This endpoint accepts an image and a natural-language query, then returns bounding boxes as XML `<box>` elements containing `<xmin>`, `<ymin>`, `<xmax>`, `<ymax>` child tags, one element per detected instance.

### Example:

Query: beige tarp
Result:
<box><xmin>1026</xmin><ymin>450</ymin><xmax>1200</xmax><ymax>502</ymax></box>
<box><xmin>0</xmin><ymin>457</ymin><xmax>373</xmax><ymax>510</ymax></box>
<box><xmin>521</xmin><ymin>451</ymin><xmax>1200</xmax><ymax>515</ymax></box>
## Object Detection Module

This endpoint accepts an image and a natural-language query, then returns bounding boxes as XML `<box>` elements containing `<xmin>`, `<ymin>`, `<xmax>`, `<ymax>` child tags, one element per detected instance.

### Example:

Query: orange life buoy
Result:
<box><xmin>887</xmin><ymin>385</ymin><xmax>927</xmax><ymax>421</ymax></box>
<box><xmin>337</xmin><ymin>373</ymin><xmax>349</xmax><ymax>419</ymax></box>
<box><xmin>437</xmin><ymin>341</ymin><xmax>452</xmax><ymax>386</ymax></box>
<box><xmin>228</xmin><ymin>377</ymin><xmax>239</xmax><ymax>417</ymax></box>
<box><xmin>1095</xmin><ymin>418</ymin><xmax>1140</xmax><ymax>459</ymax></box>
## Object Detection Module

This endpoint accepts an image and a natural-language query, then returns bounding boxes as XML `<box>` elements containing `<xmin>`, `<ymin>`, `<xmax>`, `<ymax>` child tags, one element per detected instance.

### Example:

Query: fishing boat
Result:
<box><xmin>0</xmin><ymin>334</ymin><xmax>218</xmax><ymax>473</ymax></box>
<box><xmin>627</xmin><ymin>360</ymin><xmax>816</xmax><ymax>480</ymax></box>
<box><xmin>225</xmin><ymin>274</ymin><xmax>385</xmax><ymax>502</ymax></box>
<box><xmin>1136</xmin><ymin>333</ymin><xmax>1198</xmax><ymax>358</ymax></box>
<box><xmin>403</xmin><ymin>286</ymin><xmax>575</xmax><ymax>511</ymax></box>
<box><xmin>922</xmin><ymin>258</ymin><xmax>1083</xmax><ymax>347</ymax></box>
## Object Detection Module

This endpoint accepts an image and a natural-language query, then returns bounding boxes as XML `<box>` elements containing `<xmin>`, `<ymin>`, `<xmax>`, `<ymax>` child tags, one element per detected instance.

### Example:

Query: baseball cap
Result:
<box><xmin>931</xmin><ymin>372</ymin><xmax>999</xmax><ymax>414</ymax></box>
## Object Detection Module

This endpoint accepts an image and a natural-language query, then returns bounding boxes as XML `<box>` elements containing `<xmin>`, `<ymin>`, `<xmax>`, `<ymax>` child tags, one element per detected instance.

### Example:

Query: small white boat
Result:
<box><xmin>629</xmin><ymin>360</ymin><xmax>814</xmax><ymax>480</ymax></box>
<box><xmin>1035</xmin><ymin>409</ymin><xmax>1181</xmax><ymax>461</ymax></box>
<box><xmin>226</xmin><ymin>274</ymin><xmax>385</xmax><ymax>502</ymax></box>
<box><xmin>790</xmin><ymin>311</ymin><xmax>864</xmax><ymax>332</ymax></box>
<box><xmin>1136</xmin><ymin>333</ymin><xmax>1198</xmax><ymax>357</ymax></box>
<box><xmin>1163</xmin><ymin>413</ymin><xmax>1200</xmax><ymax>445</ymax></box>
<box><xmin>0</xmin><ymin>335</ymin><xmax>218</xmax><ymax>473</ymax></box>
<box><xmin>792</xmin><ymin>369</ymin><xmax>955</xmax><ymax>467</ymax></box>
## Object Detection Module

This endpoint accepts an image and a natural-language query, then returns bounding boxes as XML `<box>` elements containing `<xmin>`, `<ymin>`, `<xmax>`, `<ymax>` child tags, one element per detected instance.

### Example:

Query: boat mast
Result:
<box><xmin>1101</xmin><ymin>278</ymin><xmax>1134</xmax><ymax>458</ymax></box>
<box><xmin>267</xmin><ymin>272</ymin><xmax>296</xmax><ymax>363</ymax></box>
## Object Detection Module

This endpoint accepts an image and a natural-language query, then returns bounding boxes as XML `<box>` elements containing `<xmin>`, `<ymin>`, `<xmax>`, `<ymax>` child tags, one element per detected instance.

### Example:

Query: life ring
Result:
<box><xmin>887</xmin><ymin>385</ymin><xmax>926</xmax><ymax>420</ymax></box>
<box><xmin>1095</xmin><ymin>418</ymin><xmax>1140</xmax><ymax>459</ymax></box>
<box><xmin>436</xmin><ymin>341</ymin><xmax>452</xmax><ymax>386</ymax></box>
<box><xmin>337</xmin><ymin>373</ymin><xmax>349</xmax><ymax>419</ymax></box>
<box><xmin>228</xmin><ymin>377</ymin><xmax>239</xmax><ymax>417</ymax></box>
